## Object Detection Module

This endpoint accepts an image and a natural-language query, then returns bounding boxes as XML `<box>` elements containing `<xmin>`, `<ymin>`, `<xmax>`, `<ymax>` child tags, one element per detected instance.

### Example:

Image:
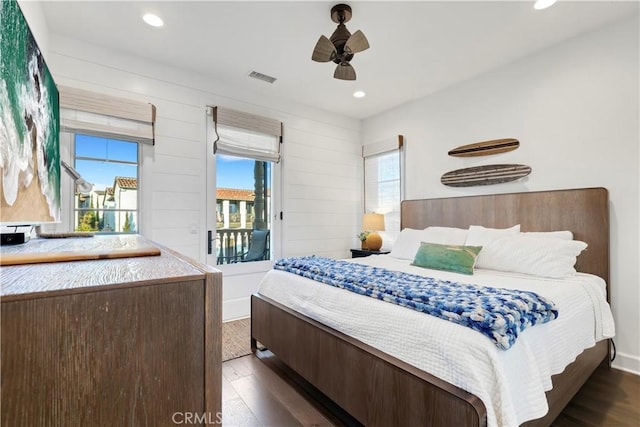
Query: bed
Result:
<box><xmin>251</xmin><ymin>187</ymin><xmax>613</xmax><ymax>426</ymax></box>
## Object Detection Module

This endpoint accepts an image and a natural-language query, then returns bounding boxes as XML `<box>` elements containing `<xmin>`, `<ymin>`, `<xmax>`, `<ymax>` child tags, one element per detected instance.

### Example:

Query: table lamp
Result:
<box><xmin>362</xmin><ymin>213</ymin><xmax>385</xmax><ymax>251</ymax></box>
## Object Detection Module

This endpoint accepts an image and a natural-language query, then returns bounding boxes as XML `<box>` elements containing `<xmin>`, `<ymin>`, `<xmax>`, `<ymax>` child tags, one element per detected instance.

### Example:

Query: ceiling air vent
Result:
<box><xmin>248</xmin><ymin>71</ymin><xmax>277</xmax><ymax>84</ymax></box>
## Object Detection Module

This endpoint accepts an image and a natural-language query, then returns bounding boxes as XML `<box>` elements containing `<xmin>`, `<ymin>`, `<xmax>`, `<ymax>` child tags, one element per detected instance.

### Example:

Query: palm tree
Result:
<box><xmin>253</xmin><ymin>161</ymin><xmax>267</xmax><ymax>229</ymax></box>
<box><xmin>123</xmin><ymin>212</ymin><xmax>131</xmax><ymax>232</ymax></box>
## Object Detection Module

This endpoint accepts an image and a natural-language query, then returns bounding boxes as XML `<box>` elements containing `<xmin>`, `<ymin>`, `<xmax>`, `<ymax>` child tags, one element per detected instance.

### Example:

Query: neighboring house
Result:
<box><xmin>75</xmin><ymin>189</ymin><xmax>106</xmax><ymax>231</ymax></box>
<box><xmin>113</xmin><ymin>177</ymin><xmax>137</xmax><ymax>232</ymax></box>
<box><xmin>78</xmin><ymin>182</ymin><xmax>267</xmax><ymax>233</ymax></box>
<box><xmin>101</xmin><ymin>187</ymin><xmax>116</xmax><ymax>232</ymax></box>
<box><xmin>215</xmin><ymin>187</ymin><xmax>271</xmax><ymax>264</ymax></box>
<box><xmin>74</xmin><ymin>178</ymin><xmax>137</xmax><ymax>232</ymax></box>
<box><xmin>217</xmin><ymin>188</ymin><xmax>255</xmax><ymax>229</ymax></box>
<box><xmin>93</xmin><ymin>189</ymin><xmax>106</xmax><ymax>211</ymax></box>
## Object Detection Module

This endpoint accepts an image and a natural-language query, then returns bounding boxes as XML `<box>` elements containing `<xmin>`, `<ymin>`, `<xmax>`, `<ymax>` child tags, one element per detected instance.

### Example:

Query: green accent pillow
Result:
<box><xmin>411</xmin><ymin>242</ymin><xmax>483</xmax><ymax>275</ymax></box>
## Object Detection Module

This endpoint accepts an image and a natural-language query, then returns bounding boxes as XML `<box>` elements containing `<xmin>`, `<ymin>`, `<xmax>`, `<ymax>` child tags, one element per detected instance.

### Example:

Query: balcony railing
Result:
<box><xmin>216</xmin><ymin>228</ymin><xmax>270</xmax><ymax>265</ymax></box>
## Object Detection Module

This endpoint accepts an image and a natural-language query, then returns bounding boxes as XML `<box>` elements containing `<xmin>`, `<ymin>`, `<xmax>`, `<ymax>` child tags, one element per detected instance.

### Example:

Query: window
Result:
<box><xmin>56</xmin><ymin>86</ymin><xmax>155</xmax><ymax>234</ymax></box>
<box><xmin>216</xmin><ymin>156</ymin><xmax>272</xmax><ymax>264</ymax></box>
<box><xmin>364</xmin><ymin>135</ymin><xmax>404</xmax><ymax>247</ymax></box>
<box><xmin>72</xmin><ymin>134</ymin><xmax>139</xmax><ymax>233</ymax></box>
<box><xmin>210</xmin><ymin>106</ymin><xmax>282</xmax><ymax>265</ymax></box>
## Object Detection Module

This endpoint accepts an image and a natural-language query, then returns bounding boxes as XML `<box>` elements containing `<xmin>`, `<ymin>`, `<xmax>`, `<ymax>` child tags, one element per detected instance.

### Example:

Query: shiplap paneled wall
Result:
<box><xmin>284</xmin><ymin>127</ymin><xmax>361</xmax><ymax>257</ymax></box>
<box><xmin>44</xmin><ymin>33</ymin><xmax>361</xmax><ymax>320</ymax></box>
<box><xmin>362</xmin><ymin>16</ymin><xmax>639</xmax><ymax>375</ymax></box>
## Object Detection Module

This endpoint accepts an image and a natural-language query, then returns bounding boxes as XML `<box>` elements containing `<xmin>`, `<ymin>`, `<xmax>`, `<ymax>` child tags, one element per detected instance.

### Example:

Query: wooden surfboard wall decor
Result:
<box><xmin>441</xmin><ymin>164</ymin><xmax>531</xmax><ymax>187</ymax></box>
<box><xmin>448</xmin><ymin>138</ymin><xmax>519</xmax><ymax>157</ymax></box>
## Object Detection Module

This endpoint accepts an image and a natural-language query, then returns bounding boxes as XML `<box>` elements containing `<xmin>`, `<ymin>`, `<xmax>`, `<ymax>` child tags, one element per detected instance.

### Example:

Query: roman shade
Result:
<box><xmin>362</xmin><ymin>134</ymin><xmax>404</xmax><ymax>157</ymax></box>
<box><xmin>211</xmin><ymin>106</ymin><xmax>282</xmax><ymax>163</ymax></box>
<box><xmin>59</xmin><ymin>86</ymin><xmax>156</xmax><ymax>144</ymax></box>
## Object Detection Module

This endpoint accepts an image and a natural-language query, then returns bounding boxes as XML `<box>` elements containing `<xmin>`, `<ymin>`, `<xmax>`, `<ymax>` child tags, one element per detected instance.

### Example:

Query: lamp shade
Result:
<box><xmin>362</xmin><ymin>213</ymin><xmax>385</xmax><ymax>231</ymax></box>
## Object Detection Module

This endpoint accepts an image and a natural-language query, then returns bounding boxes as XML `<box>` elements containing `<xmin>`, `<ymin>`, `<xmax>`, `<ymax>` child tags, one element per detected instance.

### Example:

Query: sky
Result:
<box><xmin>75</xmin><ymin>134</ymin><xmax>137</xmax><ymax>191</ymax></box>
<box><xmin>216</xmin><ymin>155</ymin><xmax>257</xmax><ymax>189</ymax></box>
<box><xmin>75</xmin><ymin>136</ymin><xmax>260</xmax><ymax>192</ymax></box>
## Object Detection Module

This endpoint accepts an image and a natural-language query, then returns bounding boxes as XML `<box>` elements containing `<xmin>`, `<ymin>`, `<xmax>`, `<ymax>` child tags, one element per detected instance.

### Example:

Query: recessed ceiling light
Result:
<box><xmin>353</xmin><ymin>91</ymin><xmax>366</xmax><ymax>98</ymax></box>
<box><xmin>143</xmin><ymin>13</ymin><xmax>164</xmax><ymax>27</ymax></box>
<box><xmin>534</xmin><ymin>0</ymin><xmax>557</xmax><ymax>10</ymax></box>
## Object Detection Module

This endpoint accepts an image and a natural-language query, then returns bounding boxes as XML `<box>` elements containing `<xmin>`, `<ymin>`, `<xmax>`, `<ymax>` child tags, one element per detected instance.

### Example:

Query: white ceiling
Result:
<box><xmin>41</xmin><ymin>1</ymin><xmax>638</xmax><ymax>120</ymax></box>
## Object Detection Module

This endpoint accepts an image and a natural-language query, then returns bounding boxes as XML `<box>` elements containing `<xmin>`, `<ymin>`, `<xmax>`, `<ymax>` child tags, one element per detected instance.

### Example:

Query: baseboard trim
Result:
<box><xmin>223</xmin><ymin>297</ymin><xmax>250</xmax><ymax>321</ymax></box>
<box><xmin>612</xmin><ymin>351</ymin><xmax>640</xmax><ymax>376</ymax></box>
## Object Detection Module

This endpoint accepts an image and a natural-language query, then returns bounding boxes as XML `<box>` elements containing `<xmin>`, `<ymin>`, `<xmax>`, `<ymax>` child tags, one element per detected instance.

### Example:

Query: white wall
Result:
<box><xmin>29</xmin><ymin>19</ymin><xmax>360</xmax><ymax>321</ymax></box>
<box><xmin>363</xmin><ymin>16</ymin><xmax>639</xmax><ymax>374</ymax></box>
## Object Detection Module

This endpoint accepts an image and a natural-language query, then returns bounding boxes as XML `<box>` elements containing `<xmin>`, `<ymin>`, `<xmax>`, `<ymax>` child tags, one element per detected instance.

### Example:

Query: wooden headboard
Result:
<box><xmin>401</xmin><ymin>188</ymin><xmax>609</xmax><ymax>287</ymax></box>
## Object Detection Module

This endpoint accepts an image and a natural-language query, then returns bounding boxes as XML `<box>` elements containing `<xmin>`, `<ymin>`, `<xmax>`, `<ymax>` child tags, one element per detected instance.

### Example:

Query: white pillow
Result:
<box><xmin>422</xmin><ymin>226</ymin><xmax>468</xmax><ymax>246</ymax></box>
<box><xmin>389</xmin><ymin>227</ymin><xmax>468</xmax><ymax>260</ymax></box>
<box><xmin>389</xmin><ymin>228</ymin><xmax>426</xmax><ymax>260</ymax></box>
<box><xmin>465</xmin><ymin>224</ymin><xmax>520</xmax><ymax>246</ymax></box>
<box><xmin>522</xmin><ymin>230</ymin><xmax>573</xmax><ymax>240</ymax></box>
<box><xmin>476</xmin><ymin>234</ymin><xmax>588</xmax><ymax>278</ymax></box>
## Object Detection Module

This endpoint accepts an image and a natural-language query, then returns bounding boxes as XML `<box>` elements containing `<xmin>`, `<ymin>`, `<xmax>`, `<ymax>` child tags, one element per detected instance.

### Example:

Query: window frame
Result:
<box><xmin>205</xmin><ymin>106</ymin><xmax>283</xmax><ymax>271</ymax></box>
<box><xmin>363</xmin><ymin>136</ymin><xmax>405</xmax><ymax>248</ymax></box>
<box><xmin>70</xmin><ymin>132</ymin><xmax>141</xmax><ymax>234</ymax></box>
<box><xmin>214</xmin><ymin>156</ymin><xmax>274</xmax><ymax>265</ymax></box>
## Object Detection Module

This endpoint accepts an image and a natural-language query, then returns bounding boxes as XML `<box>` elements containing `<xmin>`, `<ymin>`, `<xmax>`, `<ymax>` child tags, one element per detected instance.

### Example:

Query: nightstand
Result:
<box><xmin>350</xmin><ymin>249</ymin><xmax>391</xmax><ymax>258</ymax></box>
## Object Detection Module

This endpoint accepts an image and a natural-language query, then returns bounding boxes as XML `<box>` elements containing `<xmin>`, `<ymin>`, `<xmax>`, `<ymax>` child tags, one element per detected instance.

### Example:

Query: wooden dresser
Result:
<box><xmin>0</xmin><ymin>235</ymin><xmax>222</xmax><ymax>427</ymax></box>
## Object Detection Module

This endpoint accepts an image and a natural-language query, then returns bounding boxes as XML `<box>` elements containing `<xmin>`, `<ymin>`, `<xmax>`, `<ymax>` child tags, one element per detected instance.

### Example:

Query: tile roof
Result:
<box><xmin>91</xmin><ymin>178</ymin><xmax>267</xmax><ymax>203</ymax></box>
<box><xmin>217</xmin><ymin>188</ymin><xmax>255</xmax><ymax>201</ymax></box>
<box><xmin>114</xmin><ymin>176</ymin><xmax>138</xmax><ymax>189</ymax></box>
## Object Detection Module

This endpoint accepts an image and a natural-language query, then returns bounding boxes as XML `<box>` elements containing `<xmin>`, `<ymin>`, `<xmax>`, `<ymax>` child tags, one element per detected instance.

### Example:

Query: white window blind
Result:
<box><xmin>363</xmin><ymin>135</ymin><xmax>404</xmax><ymax>247</ymax></box>
<box><xmin>211</xmin><ymin>106</ymin><xmax>282</xmax><ymax>162</ymax></box>
<box><xmin>59</xmin><ymin>86</ymin><xmax>156</xmax><ymax>144</ymax></box>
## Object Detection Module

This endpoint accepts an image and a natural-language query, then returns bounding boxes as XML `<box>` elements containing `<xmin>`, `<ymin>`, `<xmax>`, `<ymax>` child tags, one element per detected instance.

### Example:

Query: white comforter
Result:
<box><xmin>257</xmin><ymin>255</ymin><xmax>615</xmax><ymax>427</ymax></box>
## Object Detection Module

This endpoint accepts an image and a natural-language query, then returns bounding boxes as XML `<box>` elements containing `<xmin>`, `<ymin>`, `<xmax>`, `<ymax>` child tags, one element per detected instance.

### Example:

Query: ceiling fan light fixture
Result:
<box><xmin>312</xmin><ymin>35</ymin><xmax>337</xmax><ymax>63</ymax></box>
<box><xmin>331</xmin><ymin>3</ymin><xmax>353</xmax><ymax>24</ymax></box>
<box><xmin>345</xmin><ymin>30</ymin><xmax>369</xmax><ymax>54</ymax></box>
<box><xmin>312</xmin><ymin>4</ymin><xmax>369</xmax><ymax>81</ymax></box>
<box><xmin>334</xmin><ymin>63</ymin><xmax>356</xmax><ymax>80</ymax></box>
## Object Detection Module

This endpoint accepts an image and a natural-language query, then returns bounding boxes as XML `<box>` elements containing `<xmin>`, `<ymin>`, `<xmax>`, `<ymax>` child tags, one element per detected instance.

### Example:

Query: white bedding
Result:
<box><xmin>257</xmin><ymin>255</ymin><xmax>615</xmax><ymax>427</ymax></box>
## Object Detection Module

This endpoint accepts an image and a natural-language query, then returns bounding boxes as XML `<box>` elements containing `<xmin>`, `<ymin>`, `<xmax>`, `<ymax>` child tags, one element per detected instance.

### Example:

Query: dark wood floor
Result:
<box><xmin>222</xmin><ymin>351</ymin><xmax>640</xmax><ymax>427</ymax></box>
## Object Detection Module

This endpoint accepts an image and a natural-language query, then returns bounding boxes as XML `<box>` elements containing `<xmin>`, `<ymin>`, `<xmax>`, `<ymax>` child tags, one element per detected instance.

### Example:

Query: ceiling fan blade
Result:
<box><xmin>344</xmin><ymin>30</ymin><xmax>369</xmax><ymax>54</ymax></box>
<box><xmin>312</xmin><ymin>35</ymin><xmax>337</xmax><ymax>62</ymax></box>
<box><xmin>334</xmin><ymin>63</ymin><xmax>356</xmax><ymax>80</ymax></box>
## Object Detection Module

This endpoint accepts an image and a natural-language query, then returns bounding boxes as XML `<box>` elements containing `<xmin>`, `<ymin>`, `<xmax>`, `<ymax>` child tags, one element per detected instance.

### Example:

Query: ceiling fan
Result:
<box><xmin>311</xmin><ymin>4</ymin><xmax>370</xmax><ymax>81</ymax></box>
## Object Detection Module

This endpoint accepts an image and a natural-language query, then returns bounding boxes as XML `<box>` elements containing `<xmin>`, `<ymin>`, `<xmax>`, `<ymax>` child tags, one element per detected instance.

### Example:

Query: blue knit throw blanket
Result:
<box><xmin>274</xmin><ymin>256</ymin><xmax>558</xmax><ymax>350</ymax></box>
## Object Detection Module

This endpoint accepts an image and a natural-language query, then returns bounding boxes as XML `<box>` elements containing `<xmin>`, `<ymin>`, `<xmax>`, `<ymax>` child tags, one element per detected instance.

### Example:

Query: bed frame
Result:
<box><xmin>251</xmin><ymin>187</ymin><xmax>610</xmax><ymax>426</ymax></box>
